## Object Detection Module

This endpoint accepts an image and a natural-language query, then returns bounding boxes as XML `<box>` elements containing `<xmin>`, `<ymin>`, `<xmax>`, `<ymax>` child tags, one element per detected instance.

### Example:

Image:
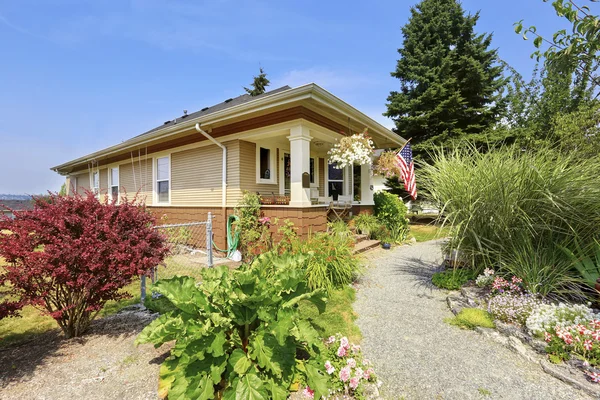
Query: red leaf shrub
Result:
<box><xmin>0</xmin><ymin>192</ymin><xmax>169</xmax><ymax>337</ymax></box>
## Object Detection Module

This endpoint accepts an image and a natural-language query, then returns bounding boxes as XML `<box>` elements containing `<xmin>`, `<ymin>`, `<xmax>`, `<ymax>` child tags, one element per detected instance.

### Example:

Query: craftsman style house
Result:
<box><xmin>52</xmin><ymin>84</ymin><xmax>406</xmax><ymax>248</ymax></box>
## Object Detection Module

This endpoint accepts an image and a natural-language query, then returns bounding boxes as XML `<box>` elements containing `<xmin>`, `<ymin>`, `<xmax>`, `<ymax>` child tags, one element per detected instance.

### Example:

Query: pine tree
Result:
<box><xmin>244</xmin><ymin>67</ymin><xmax>270</xmax><ymax>96</ymax></box>
<box><xmin>385</xmin><ymin>0</ymin><xmax>507</xmax><ymax>158</ymax></box>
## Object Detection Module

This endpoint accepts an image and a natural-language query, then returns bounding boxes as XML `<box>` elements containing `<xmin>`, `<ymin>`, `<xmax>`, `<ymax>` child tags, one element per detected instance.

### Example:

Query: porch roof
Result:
<box><xmin>51</xmin><ymin>83</ymin><xmax>406</xmax><ymax>175</ymax></box>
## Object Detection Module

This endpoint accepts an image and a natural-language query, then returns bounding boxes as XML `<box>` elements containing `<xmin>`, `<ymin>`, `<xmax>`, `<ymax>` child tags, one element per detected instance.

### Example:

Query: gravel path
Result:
<box><xmin>355</xmin><ymin>240</ymin><xmax>593</xmax><ymax>400</ymax></box>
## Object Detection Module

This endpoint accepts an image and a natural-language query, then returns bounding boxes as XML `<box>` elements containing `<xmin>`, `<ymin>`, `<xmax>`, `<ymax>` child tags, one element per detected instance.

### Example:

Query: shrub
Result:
<box><xmin>420</xmin><ymin>143</ymin><xmax>600</xmax><ymax>281</ymax></box>
<box><xmin>136</xmin><ymin>256</ymin><xmax>330</xmax><ymax>399</ymax></box>
<box><xmin>373</xmin><ymin>191</ymin><xmax>409</xmax><ymax>242</ymax></box>
<box><xmin>320</xmin><ymin>334</ymin><xmax>378</xmax><ymax>397</ymax></box>
<box><xmin>327</xmin><ymin>220</ymin><xmax>352</xmax><ymax>239</ymax></box>
<box><xmin>352</xmin><ymin>213</ymin><xmax>380</xmax><ymax>239</ymax></box>
<box><xmin>431</xmin><ymin>269</ymin><xmax>476</xmax><ymax>290</ymax></box>
<box><xmin>526</xmin><ymin>302</ymin><xmax>600</xmax><ymax>336</ymax></box>
<box><xmin>291</xmin><ymin>233</ymin><xmax>361</xmax><ymax>293</ymax></box>
<box><xmin>0</xmin><ymin>192</ymin><xmax>168</xmax><ymax>338</ymax></box>
<box><xmin>563</xmin><ymin>239</ymin><xmax>600</xmax><ymax>293</ymax></box>
<box><xmin>445</xmin><ymin>308</ymin><xmax>495</xmax><ymax>330</ymax></box>
<box><xmin>234</xmin><ymin>191</ymin><xmax>269</xmax><ymax>259</ymax></box>
<box><xmin>488</xmin><ymin>293</ymin><xmax>545</xmax><ymax>325</ymax></box>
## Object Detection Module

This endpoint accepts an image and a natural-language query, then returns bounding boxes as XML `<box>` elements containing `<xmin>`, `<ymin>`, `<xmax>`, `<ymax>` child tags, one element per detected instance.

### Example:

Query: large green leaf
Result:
<box><xmin>271</xmin><ymin>308</ymin><xmax>295</xmax><ymax>345</ymax></box>
<box><xmin>235</xmin><ymin>373</ymin><xmax>268</xmax><ymax>400</ymax></box>
<box><xmin>305</xmin><ymin>362</ymin><xmax>329</xmax><ymax>400</ymax></box>
<box><xmin>248</xmin><ymin>332</ymin><xmax>295</xmax><ymax>379</ymax></box>
<box><xmin>229</xmin><ymin>348</ymin><xmax>252</xmax><ymax>375</ymax></box>
<box><xmin>208</xmin><ymin>330</ymin><xmax>228</xmax><ymax>357</ymax></box>
<box><xmin>158</xmin><ymin>356</ymin><xmax>185</xmax><ymax>399</ymax></box>
<box><xmin>281</xmin><ymin>288</ymin><xmax>327</xmax><ymax>314</ymax></box>
<box><xmin>153</xmin><ymin>276</ymin><xmax>209</xmax><ymax>315</ymax></box>
<box><xmin>184</xmin><ymin>374</ymin><xmax>214</xmax><ymax>400</ymax></box>
<box><xmin>135</xmin><ymin>311</ymin><xmax>189</xmax><ymax>347</ymax></box>
<box><xmin>266</xmin><ymin>378</ymin><xmax>288</xmax><ymax>400</ymax></box>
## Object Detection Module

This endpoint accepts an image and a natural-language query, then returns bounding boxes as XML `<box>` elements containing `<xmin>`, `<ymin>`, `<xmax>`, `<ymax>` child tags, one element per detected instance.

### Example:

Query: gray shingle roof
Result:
<box><xmin>128</xmin><ymin>85</ymin><xmax>292</xmax><ymax>142</ymax></box>
<box><xmin>0</xmin><ymin>199</ymin><xmax>34</xmax><ymax>211</ymax></box>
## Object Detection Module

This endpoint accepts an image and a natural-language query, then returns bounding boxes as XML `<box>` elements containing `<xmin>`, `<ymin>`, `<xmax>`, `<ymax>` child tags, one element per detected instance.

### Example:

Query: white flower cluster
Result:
<box><xmin>526</xmin><ymin>302</ymin><xmax>600</xmax><ymax>335</ymax></box>
<box><xmin>475</xmin><ymin>268</ymin><xmax>495</xmax><ymax>287</ymax></box>
<box><xmin>328</xmin><ymin>132</ymin><xmax>374</xmax><ymax>169</ymax></box>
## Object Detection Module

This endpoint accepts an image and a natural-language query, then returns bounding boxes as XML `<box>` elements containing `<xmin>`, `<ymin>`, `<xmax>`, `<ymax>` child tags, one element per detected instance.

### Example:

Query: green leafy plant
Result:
<box><xmin>234</xmin><ymin>191</ymin><xmax>271</xmax><ymax>260</ymax></box>
<box><xmin>291</xmin><ymin>233</ymin><xmax>361</xmax><ymax>293</ymax></box>
<box><xmin>445</xmin><ymin>308</ymin><xmax>495</xmax><ymax>330</ymax></box>
<box><xmin>352</xmin><ymin>213</ymin><xmax>380</xmax><ymax>240</ymax></box>
<box><xmin>373</xmin><ymin>191</ymin><xmax>409</xmax><ymax>242</ymax></box>
<box><xmin>563</xmin><ymin>239</ymin><xmax>600</xmax><ymax>292</ymax></box>
<box><xmin>136</xmin><ymin>254</ymin><xmax>329</xmax><ymax>400</ymax></box>
<box><xmin>327</xmin><ymin>220</ymin><xmax>352</xmax><ymax>239</ymax></box>
<box><xmin>431</xmin><ymin>269</ymin><xmax>476</xmax><ymax>290</ymax></box>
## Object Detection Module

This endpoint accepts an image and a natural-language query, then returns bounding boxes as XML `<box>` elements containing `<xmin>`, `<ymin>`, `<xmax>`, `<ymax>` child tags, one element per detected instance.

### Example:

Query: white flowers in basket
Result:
<box><xmin>328</xmin><ymin>129</ymin><xmax>374</xmax><ymax>169</ymax></box>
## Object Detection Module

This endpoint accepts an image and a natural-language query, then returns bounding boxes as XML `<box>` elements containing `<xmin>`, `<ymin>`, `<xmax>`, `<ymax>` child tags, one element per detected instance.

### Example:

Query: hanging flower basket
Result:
<box><xmin>374</xmin><ymin>150</ymin><xmax>401</xmax><ymax>178</ymax></box>
<box><xmin>328</xmin><ymin>129</ymin><xmax>374</xmax><ymax>169</ymax></box>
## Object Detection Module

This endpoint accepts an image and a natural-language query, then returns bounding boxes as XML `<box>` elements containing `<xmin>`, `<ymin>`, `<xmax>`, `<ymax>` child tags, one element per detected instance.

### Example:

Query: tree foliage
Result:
<box><xmin>136</xmin><ymin>254</ymin><xmax>329</xmax><ymax>400</ymax></box>
<box><xmin>515</xmin><ymin>0</ymin><xmax>600</xmax><ymax>98</ymax></box>
<box><xmin>244</xmin><ymin>67</ymin><xmax>270</xmax><ymax>96</ymax></box>
<box><xmin>385</xmin><ymin>0</ymin><xmax>507</xmax><ymax>159</ymax></box>
<box><xmin>0</xmin><ymin>192</ymin><xmax>169</xmax><ymax>337</ymax></box>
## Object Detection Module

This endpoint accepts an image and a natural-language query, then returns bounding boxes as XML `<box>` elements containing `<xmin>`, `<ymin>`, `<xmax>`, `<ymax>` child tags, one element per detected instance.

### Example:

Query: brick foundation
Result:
<box><xmin>148</xmin><ymin>205</ymin><xmax>330</xmax><ymax>251</ymax></box>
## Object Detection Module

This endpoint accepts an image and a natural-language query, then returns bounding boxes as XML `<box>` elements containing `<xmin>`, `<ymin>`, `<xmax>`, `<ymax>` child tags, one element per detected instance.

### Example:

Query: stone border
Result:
<box><xmin>446</xmin><ymin>287</ymin><xmax>600</xmax><ymax>398</ymax></box>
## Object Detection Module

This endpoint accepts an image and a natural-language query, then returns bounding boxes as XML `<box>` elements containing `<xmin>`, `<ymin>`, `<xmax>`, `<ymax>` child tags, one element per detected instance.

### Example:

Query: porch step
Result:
<box><xmin>353</xmin><ymin>239</ymin><xmax>381</xmax><ymax>255</ymax></box>
<box><xmin>353</xmin><ymin>234</ymin><xmax>369</xmax><ymax>244</ymax></box>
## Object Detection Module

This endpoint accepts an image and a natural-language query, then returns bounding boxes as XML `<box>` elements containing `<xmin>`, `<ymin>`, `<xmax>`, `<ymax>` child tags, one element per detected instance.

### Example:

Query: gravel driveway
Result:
<box><xmin>355</xmin><ymin>240</ymin><xmax>593</xmax><ymax>400</ymax></box>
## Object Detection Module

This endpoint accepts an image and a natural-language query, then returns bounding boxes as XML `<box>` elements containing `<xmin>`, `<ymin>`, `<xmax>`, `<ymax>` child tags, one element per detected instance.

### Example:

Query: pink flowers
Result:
<box><xmin>586</xmin><ymin>371</ymin><xmax>600</xmax><ymax>383</ymax></box>
<box><xmin>258</xmin><ymin>216</ymin><xmax>271</xmax><ymax>225</ymax></box>
<box><xmin>351</xmin><ymin>344</ymin><xmax>361</xmax><ymax>354</ymax></box>
<box><xmin>544</xmin><ymin>332</ymin><xmax>552</xmax><ymax>342</ymax></box>
<box><xmin>325</xmin><ymin>361</ymin><xmax>335</xmax><ymax>375</ymax></box>
<box><xmin>340</xmin><ymin>337</ymin><xmax>349</xmax><ymax>349</ymax></box>
<box><xmin>339</xmin><ymin>366</ymin><xmax>351</xmax><ymax>382</ymax></box>
<box><xmin>302</xmin><ymin>386</ymin><xmax>314</xmax><ymax>399</ymax></box>
<box><xmin>337</xmin><ymin>346</ymin><xmax>347</xmax><ymax>357</ymax></box>
<box><xmin>349</xmin><ymin>377</ymin><xmax>360</xmax><ymax>390</ymax></box>
<box><xmin>347</xmin><ymin>358</ymin><xmax>357</xmax><ymax>368</ymax></box>
<box><xmin>326</xmin><ymin>335</ymin><xmax>336</xmax><ymax>345</ymax></box>
<box><xmin>585</xmin><ymin>340</ymin><xmax>594</xmax><ymax>351</ymax></box>
<box><xmin>593</xmin><ymin>331</ymin><xmax>600</xmax><ymax>341</ymax></box>
<box><xmin>491</xmin><ymin>276</ymin><xmax>523</xmax><ymax>295</ymax></box>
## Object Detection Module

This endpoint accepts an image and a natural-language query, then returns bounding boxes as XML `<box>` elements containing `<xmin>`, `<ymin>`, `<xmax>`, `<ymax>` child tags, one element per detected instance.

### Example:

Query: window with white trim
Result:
<box><xmin>156</xmin><ymin>157</ymin><xmax>170</xmax><ymax>203</ymax></box>
<box><xmin>92</xmin><ymin>172</ymin><xmax>99</xmax><ymax>196</ymax></box>
<box><xmin>110</xmin><ymin>167</ymin><xmax>119</xmax><ymax>201</ymax></box>
<box><xmin>328</xmin><ymin>161</ymin><xmax>345</xmax><ymax>197</ymax></box>
<box><xmin>256</xmin><ymin>145</ymin><xmax>277</xmax><ymax>184</ymax></box>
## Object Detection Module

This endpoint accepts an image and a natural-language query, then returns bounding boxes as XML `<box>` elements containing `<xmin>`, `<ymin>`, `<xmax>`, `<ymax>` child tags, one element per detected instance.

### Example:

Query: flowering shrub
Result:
<box><xmin>319</xmin><ymin>334</ymin><xmax>378</xmax><ymax>399</ymax></box>
<box><xmin>488</xmin><ymin>293</ymin><xmax>545</xmax><ymax>325</ymax></box>
<box><xmin>491</xmin><ymin>275</ymin><xmax>523</xmax><ymax>295</ymax></box>
<box><xmin>475</xmin><ymin>268</ymin><xmax>495</xmax><ymax>287</ymax></box>
<box><xmin>526</xmin><ymin>302</ymin><xmax>600</xmax><ymax>336</ymax></box>
<box><xmin>544</xmin><ymin>320</ymin><xmax>600</xmax><ymax>368</ymax></box>
<box><xmin>328</xmin><ymin>129</ymin><xmax>374</xmax><ymax>169</ymax></box>
<box><xmin>0</xmin><ymin>192</ymin><xmax>169</xmax><ymax>338</ymax></box>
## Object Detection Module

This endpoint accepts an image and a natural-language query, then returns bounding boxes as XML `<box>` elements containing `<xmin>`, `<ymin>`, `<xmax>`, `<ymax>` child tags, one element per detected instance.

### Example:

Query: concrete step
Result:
<box><xmin>353</xmin><ymin>234</ymin><xmax>369</xmax><ymax>244</ymax></box>
<box><xmin>353</xmin><ymin>239</ymin><xmax>381</xmax><ymax>254</ymax></box>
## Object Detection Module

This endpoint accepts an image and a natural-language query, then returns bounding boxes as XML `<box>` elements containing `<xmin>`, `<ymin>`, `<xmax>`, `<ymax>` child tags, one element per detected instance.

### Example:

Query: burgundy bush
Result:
<box><xmin>0</xmin><ymin>192</ymin><xmax>169</xmax><ymax>337</ymax></box>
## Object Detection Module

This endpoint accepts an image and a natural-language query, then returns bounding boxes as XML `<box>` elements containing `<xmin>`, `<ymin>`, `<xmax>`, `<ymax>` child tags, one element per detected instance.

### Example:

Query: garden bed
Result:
<box><xmin>446</xmin><ymin>286</ymin><xmax>600</xmax><ymax>398</ymax></box>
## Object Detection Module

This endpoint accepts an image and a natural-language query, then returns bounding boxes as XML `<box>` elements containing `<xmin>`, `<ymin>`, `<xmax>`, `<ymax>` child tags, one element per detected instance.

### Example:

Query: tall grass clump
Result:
<box><xmin>421</xmin><ymin>143</ymin><xmax>600</xmax><ymax>298</ymax></box>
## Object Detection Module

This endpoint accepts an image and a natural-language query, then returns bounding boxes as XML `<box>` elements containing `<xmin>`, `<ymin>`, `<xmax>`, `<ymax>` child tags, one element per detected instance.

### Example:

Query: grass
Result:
<box><xmin>298</xmin><ymin>285</ymin><xmax>362</xmax><ymax>343</ymax></box>
<box><xmin>445</xmin><ymin>308</ymin><xmax>495</xmax><ymax>330</ymax></box>
<box><xmin>431</xmin><ymin>269</ymin><xmax>476</xmax><ymax>290</ymax></box>
<box><xmin>409</xmin><ymin>224</ymin><xmax>451</xmax><ymax>242</ymax></box>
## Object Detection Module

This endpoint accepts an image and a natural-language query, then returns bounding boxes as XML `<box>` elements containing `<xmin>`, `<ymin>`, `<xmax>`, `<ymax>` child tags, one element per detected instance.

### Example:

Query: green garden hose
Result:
<box><xmin>212</xmin><ymin>215</ymin><xmax>240</xmax><ymax>259</ymax></box>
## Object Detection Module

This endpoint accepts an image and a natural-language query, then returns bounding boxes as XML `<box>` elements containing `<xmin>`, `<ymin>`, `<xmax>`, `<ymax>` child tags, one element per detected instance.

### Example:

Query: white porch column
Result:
<box><xmin>288</xmin><ymin>125</ymin><xmax>312</xmax><ymax>207</ymax></box>
<box><xmin>360</xmin><ymin>163</ymin><xmax>374</xmax><ymax>205</ymax></box>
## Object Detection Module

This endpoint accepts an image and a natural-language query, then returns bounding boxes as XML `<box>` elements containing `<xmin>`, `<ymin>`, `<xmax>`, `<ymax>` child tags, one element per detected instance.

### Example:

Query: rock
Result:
<box><xmin>446</xmin><ymin>296</ymin><xmax>469</xmax><ymax>315</ymax></box>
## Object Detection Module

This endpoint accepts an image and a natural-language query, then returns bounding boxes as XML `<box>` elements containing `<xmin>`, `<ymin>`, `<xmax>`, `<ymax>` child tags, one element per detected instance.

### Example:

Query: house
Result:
<box><xmin>51</xmin><ymin>84</ymin><xmax>406</xmax><ymax>248</ymax></box>
<box><xmin>0</xmin><ymin>199</ymin><xmax>34</xmax><ymax>219</ymax></box>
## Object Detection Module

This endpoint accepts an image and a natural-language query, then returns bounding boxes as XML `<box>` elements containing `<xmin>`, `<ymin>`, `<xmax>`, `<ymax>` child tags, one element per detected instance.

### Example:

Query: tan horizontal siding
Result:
<box><xmin>119</xmin><ymin>159</ymin><xmax>153</xmax><ymax>205</ymax></box>
<box><xmin>239</xmin><ymin>140</ymin><xmax>279</xmax><ymax>196</ymax></box>
<box><xmin>171</xmin><ymin>145</ymin><xmax>220</xmax><ymax>206</ymax></box>
<box><xmin>72</xmin><ymin>172</ymin><xmax>90</xmax><ymax>195</ymax></box>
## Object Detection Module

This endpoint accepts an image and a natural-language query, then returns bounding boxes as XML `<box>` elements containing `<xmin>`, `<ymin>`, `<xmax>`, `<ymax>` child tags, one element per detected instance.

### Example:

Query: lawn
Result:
<box><xmin>409</xmin><ymin>223</ymin><xmax>451</xmax><ymax>242</ymax></box>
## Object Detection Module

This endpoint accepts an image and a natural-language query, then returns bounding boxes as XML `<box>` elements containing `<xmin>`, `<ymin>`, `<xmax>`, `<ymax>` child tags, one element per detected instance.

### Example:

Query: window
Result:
<box><xmin>70</xmin><ymin>176</ymin><xmax>78</xmax><ymax>195</ymax></box>
<box><xmin>156</xmin><ymin>157</ymin><xmax>170</xmax><ymax>203</ymax></box>
<box><xmin>256</xmin><ymin>145</ymin><xmax>276</xmax><ymax>184</ymax></box>
<box><xmin>110</xmin><ymin>167</ymin><xmax>119</xmax><ymax>201</ymax></box>
<box><xmin>259</xmin><ymin>147</ymin><xmax>271</xmax><ymax>180</ymax></box>
<box><xmin>328</xmin><ymin>161</ymin><xmax>344</xmax><ymax>197</ymax></box>
<box><xmin>310</xmin><ymin>158</ymin><xmax>315</xmax><ymax>184</ymax></box>
<box><xmin>92</xmin><ymin>172</ymin><xmax>99</xmax><ymax>196</ymax></box>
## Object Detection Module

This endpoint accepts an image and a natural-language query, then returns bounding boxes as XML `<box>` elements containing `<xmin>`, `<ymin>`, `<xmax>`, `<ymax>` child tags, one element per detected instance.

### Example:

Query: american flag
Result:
<box><xmin>396</xmin><ymin>142</ymin><xmax>417</xmax><ymax>200</ymax></box>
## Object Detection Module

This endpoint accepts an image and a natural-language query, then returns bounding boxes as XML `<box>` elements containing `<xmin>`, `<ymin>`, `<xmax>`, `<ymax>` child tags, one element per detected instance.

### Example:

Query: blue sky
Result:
<box><xmin>0</xmin><ymin>0</ymin><xmax>574</xmax><ymax>194</ymax></box>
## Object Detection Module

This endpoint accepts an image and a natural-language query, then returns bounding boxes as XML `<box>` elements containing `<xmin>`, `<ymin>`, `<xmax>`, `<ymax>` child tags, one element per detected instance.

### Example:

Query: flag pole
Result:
<box><xmin>395</xmin><ymin>137</ymin><xmax>412</xmax><ymax>154</ymax></box>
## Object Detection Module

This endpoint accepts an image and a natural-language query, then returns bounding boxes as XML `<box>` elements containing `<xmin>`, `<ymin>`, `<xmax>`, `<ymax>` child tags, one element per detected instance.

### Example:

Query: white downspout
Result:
<box><xmin>195</xmin><ymin>123</ymin><xmax>227</xmax><ymax>207</ymax></box>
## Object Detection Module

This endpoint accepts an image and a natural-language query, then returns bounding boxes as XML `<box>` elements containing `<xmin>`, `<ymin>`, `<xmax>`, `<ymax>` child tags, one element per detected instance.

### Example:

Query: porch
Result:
<box><xmin>240</xmin><ymin>122</ymin><xmax>376</xmax><ymax>210</ymax></box>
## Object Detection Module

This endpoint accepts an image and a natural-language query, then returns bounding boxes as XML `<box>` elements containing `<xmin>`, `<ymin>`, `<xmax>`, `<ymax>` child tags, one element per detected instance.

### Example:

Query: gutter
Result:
<box><xmin>195</xmin><ymin>123</ymin><xmax>227</xmax><ymax>207</ymax></box>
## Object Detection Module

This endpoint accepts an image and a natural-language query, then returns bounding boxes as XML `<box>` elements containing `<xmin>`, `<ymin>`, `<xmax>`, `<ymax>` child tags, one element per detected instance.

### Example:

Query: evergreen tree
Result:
<box><xmin>244</xmin><ymin>67</ymin><xmax>270</xmax><ymax>96</ymax></box>
<box><xmin>385</xmin><ymin>0</ymin><xmax>507</xmax><ymax>159</ymax></box>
